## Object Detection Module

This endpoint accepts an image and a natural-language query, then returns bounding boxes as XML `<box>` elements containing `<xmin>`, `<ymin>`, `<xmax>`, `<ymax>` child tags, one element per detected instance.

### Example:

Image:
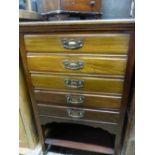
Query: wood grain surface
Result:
<box><xmin>61</xmin><ymin>0</ymin><xmax>102</xmax><ymax>12</ymax></box>
<box><xmin>31</xmin><ymin>73</ymin><xmax>124</xmax><ymax>94</ymax></box>
<box><xmin>24</xmin><ymin>33</ymin><xmax>130</xmax><ymax>54</ymax></box>
<box><xmin>38</xmin><ymin>104</ymin><xmax>119</xmax><ymax>124</ymax></box>
<box><xmin>20</xmin><ymin>20</ymin><xmax>135</xmax><ymax>154</ymax></box>
<box><xmin>34</xmin><ymin>90</ymin><xmax>122</xmax><ymax>110</ymax></box>
<box><xmin>27</xmin><ymin>54</ymin><xmax>127</xmax><ymax>75</ymax></box>
<box><xmin>45</xmin><ymin>138</ymin><xmax>114</xmax><ymax>154</ymax></box>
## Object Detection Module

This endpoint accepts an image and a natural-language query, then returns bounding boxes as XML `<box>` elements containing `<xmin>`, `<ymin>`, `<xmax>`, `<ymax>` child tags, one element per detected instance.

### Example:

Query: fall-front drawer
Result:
<box><xmin>24</xmin><ymin>33</ymin><xmax>130</xmax><ymax>54</ymax></box>
<box><xmin>27</xmin><ymin>54</ymin><xmax>127</xmax><ymax>76</ymax></box>
<box><xmin>34</xmin><ymin>90</ymin><xmax>122</xmax><ymax>110</ymax></box>
<box><xmin>31</xmin><ymin>74</ymin><xmax>124</xmax><ymax>94</ymax></box>
<box><xmin>38</xmin><ymin>104</ymin><xmax>119</xmax><ymax>124</ymax></box>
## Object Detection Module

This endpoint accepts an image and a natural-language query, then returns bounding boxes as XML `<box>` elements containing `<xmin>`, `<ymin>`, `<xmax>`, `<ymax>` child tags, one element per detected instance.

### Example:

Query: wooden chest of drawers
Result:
<box><xmin>19</xmin><ymin>19</ymin><xmax>135</xmax><ymax>154</ymax></box>
<box><xmin>38</xmin><ymin>0</ymin><xmax>102</xmax><ymax>15</ymax></box>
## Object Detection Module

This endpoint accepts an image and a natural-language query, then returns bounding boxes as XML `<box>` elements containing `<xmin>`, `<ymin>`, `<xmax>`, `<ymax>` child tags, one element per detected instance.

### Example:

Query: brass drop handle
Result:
<box><xmin>63</xmin><ymin>60</ymin><xmax>84</xmax><ymax>70</ymax></box>
<box><xmin>90</xmin><ymin>0</ymin><xmax>96</xmax><ymax>6</ymax></box>
<box><xmin>66</xmin><ymin>95</ymin><xmax>85</xmax><ymax>105</ymax></box>
<box><xmin>64</xmin><ymin>79</ymin><xmax>84</xmax><ymax>88</ymax></box>
<box><xmin>67</xmin><ymin>109</ymin><xmax>85</xmax><ymax>119</ymax></box>
<box><xmin>61</xmin><ymin>39</ymin><xmax>83</xmax><ymax>50</ymax></box>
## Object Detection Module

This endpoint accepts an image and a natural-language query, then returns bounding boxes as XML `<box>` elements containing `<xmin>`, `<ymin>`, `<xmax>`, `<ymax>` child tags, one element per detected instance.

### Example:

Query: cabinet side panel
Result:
<box><xmin>114</xmin><ymin>31</ymin><xmax>135</xmax><ymax>154</ymax></box>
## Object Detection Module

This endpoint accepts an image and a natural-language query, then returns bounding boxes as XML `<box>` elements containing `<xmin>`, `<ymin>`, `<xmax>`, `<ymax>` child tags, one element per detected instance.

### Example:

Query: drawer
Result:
<box><xmin>41</xmin><ymin>0</ymin><xmax>101</xmax><ymax>13</ymax></box>
<box><xmin>38</xmin><ymin>104</ymin><xmax>119</xmax><ymax>124</ymax></box>
<box><xmin>61</xmin><ymin>0</ymin><xmax>101</xmax><ymax>12</ymax></box>
<box><xmin>27</xmin><ymin>54</ymin><xmax>127</xmax><ymax>76</ymax></box>
<box><xmin>24</xmin><ymin>33</ymin><xmax>130</xmax><ymax>54</ymax></box>
<box><xmin>31</xmin><ymin>74</ymin><xmax>124</xmax><ymax>94</ymax></box>
<box><xmin>34</xmin><ymin>90</ymin><xmax>122</xmax><ymax>110</ymax></box>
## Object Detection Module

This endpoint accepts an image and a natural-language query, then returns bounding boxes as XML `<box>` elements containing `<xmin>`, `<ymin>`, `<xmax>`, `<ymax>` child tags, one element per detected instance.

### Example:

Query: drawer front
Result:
<box><xmin>24</xmin><ymin>33</ymin><xmax>130</xmax><ymax>54</ymax></box>
<box><xmin>38</xmin><ymin>104</ymin><xmax>119</xmax><ymax>124</ymax></box>
<box><xmin>61</xmin><ymin>0</ymin><xmax>101</xmax><ymax>12</ymax></box>
<box><xmin>31</xmin><ymin>74</ymin><xmax>124</xmax><ymax>94</ymax></box>
<box><xmin>27</xmin><ymin>55</ymin><xmax>127</xmax><ymax>76</ymax></box>
<box><xmin>34</xmin><ymin>90</ymin><xmax>122</xmax><ymax>110</ymax></box>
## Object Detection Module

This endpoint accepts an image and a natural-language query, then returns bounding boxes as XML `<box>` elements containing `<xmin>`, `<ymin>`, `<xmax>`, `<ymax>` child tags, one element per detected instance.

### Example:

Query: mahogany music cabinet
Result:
<box><xmin>19</xmin><ymin>19</ymin><xmax>135</xmax><ymax>155</ymax></box>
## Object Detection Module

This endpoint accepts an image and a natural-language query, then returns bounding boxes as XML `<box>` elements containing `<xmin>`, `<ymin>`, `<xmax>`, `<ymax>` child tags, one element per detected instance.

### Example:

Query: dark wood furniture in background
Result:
<box><xmin>37</xmin><ymin>0</ymin><xmax>102</xmax><ymax>19</ymax></box>
<box><xmin>19</xmin><ymin>19</ymin><xmax>135</xmax><ymax>155</ymax></box>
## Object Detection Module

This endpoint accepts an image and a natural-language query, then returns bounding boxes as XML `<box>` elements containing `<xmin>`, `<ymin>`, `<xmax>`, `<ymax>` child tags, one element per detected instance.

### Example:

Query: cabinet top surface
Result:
<box><xmin>19</xmin><ymin>19</ymin><xmax>135</xmax><ymax>33</ymax></box>
<box><xmin>20</xmin><ymin>19</ymin><xmax>135</xmax><ymax>27</ymax></box>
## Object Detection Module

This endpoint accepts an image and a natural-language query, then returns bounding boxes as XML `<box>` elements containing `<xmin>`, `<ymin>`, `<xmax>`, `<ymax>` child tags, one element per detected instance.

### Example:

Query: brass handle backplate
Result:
<box><xmin>64</xmin><ymin>79</ymin><xmax>84</xmax><ymax>88</ymax></box>
<box><xmin>63</xmin><ymin>60</ymin><xmax>84</xmax><ymax>70</ymax></box>
<box><xmin>90</xmin><ymin>0</ymin><xmax>96</xmax><ymax>6</ymax></box>
<box><xmin>66</xmin><ymin>95</ymin><xmax>85</xmax><ymax>105</ymax></box>
<box><xmin>67</xmin><ymin>109</ymin><xmax>85</xmax><ymax>119</ymax></box>
<box><xmin>61</xmin><ymin>39</ymin><xmax>83</xmax><ymax>50</ymax></box>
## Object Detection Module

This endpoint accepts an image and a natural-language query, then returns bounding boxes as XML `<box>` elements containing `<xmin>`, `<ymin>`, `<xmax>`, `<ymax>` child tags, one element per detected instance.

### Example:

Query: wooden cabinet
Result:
<box><xmin>61</xmin><ymin>0</ymin><xmax>101</xmax><ymax>12</ymax></box>
<box><xmin>38</xmin><ymin>0</ymin><xmax>102</xmax><ymax>13</ymax></box>
<box><xmin>37</xmin><ymin>0</ymin><xmax>102</xmax><ymax>19</ymax></box>
<box><xmin>19</xmin><ymin>19</ymin><xmax>135</xmax><ymax>154</ymax></box>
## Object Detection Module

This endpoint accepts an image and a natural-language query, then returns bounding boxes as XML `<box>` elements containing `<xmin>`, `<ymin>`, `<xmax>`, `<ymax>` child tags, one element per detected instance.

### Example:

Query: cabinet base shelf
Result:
<box><xmin>43</xmin><ymin>122</ymin><xmax>115</xmax><ymax>154</ymax></box>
